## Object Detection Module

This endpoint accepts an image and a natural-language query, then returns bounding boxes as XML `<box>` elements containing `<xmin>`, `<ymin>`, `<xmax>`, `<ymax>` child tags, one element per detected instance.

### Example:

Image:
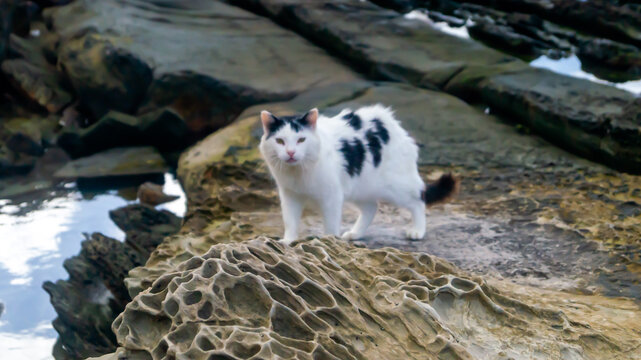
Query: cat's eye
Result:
<box><xmin>297</xmin><ymin>137</ymin><xmax>306</xmax><ymax>143</ymax></box>
<box><xmin>275</xmin><ymin>138</ymin><xmax>285</xmax><ymax>145</ymax></box>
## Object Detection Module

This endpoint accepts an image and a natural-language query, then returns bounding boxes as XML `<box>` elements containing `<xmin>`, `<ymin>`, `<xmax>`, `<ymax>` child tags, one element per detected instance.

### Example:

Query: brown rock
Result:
<box><xmin>137</xmin><ymin>182</ymin><xmax>179</xmax><ymax>207</ymax></box>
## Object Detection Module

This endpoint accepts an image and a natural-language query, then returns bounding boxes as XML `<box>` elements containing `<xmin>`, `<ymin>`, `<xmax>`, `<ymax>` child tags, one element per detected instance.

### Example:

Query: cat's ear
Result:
<box><xmin>261</xmin><ymin>110</ymin><xmax>275</xmax><ymax>134</ymax></box>
<box><xmin>304</xmin><ymin>108</ymin><xmax>319</xmax><ymax>129</ymax></box>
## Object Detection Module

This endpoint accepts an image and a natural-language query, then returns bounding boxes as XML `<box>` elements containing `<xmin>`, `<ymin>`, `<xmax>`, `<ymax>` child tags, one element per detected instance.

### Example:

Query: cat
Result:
<box><xmin>258</xmin><ymin>104</ymin><xmax>458</xmax><ymax>244</ymax></box>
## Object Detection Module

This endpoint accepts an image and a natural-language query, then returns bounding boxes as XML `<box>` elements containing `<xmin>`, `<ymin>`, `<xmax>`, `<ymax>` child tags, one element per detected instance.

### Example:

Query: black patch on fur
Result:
<box><xmin>365</xmin><ymin>129</ymin><xmax>383</xmax><ymax>166</ymax></box>
<box><xmin>340</xmin><ymin>138</ymin><xmax>366</xmax><ymax>177</ymax></box>
<box><xmin>266</xmin><ymin>112</ymin><xmax>312</xmax><ymax>138</ymax></box>
<box><xmin>422</xmin><ymin>173</ymin><xmax>459</xmax><ymax>205</ymax></box>
<box><xmin>371</xmin><ymin>119</ymin><xmax>389</xmax><ymax>144</ymax></box>
<box><xmin>343</xmin><ymin>112</ymin><xmax>362</xmax><ymax>130</ymax></box>
<box><xmin>266</xmin><ymin>116</ymin><xmax>285</xmax><ymax>137</ymax></box>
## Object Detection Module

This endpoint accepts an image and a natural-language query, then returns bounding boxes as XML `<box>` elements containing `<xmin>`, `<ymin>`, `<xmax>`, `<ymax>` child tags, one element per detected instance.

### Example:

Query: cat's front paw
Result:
<box><xmin>280</xmin><ymin>237</ymin><xmax>296</xmax><ymax>245</ymax></box>
<box><xmin>341</xmin><ymin>230</ymin><xmax>361</xmax><ymax>241</ymax></box>
<box><xmin>405</xmin><ymin>228</ymin><xmax>425</xmax><ymax>240</ymax></box>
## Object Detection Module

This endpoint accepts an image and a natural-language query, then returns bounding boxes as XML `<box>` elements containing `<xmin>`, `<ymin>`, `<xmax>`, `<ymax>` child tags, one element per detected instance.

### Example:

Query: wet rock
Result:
<box><xmin>45</xmin><ymin>205</ymin><xmax>181</xmax><ymax>360</ymax></box>
<box><xmin>46</xmin><ymin>0</ymin><xmax>358</xmax><ymax>136</ymax></box>
<box><xmin>468</xmin><ymin>21</ymin><xmax>549</xmax><ymax>58</ymax></box>
<box><xmin>578</xmin><ymin>38</ymin><xmax>641</xmax><ymax>80</ymax></box>
<box><xmin>54</xmin><ymin>146</ymin><xmax>168</xmax><ymax>179</ymax></box>
<box><xmin>57</xmin><ymin>109</ymin><xmax>188</xmax><ymax>158</ymax></box>
<box><xmin>137</xmin><ymin>182</ymin><xmax>179</xmax><ymax>207</ymax></box>
<box><xmin>443</xmin><ymin>0</ymin><xmax>641</xmax><ymax>48</ymax></box>
<box><xmin>56</xmin><ymin>32</ymin><xmax>153</xmax><ymax>120</ymax></box>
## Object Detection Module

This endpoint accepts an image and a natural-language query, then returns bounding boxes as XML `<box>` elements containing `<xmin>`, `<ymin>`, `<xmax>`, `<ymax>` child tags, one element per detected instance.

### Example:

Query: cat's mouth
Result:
<box><xmin>286</xmin><ymin>158</ymin><xmax>297</xmax><ymax>164</ymax></box>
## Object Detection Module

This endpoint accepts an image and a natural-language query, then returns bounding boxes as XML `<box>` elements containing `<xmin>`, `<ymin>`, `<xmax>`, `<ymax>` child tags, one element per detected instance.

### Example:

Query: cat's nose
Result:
<box><xmin>286</xmin><ymin>150</ymin><xmax>296</xmax><ymax>157</ymax></box>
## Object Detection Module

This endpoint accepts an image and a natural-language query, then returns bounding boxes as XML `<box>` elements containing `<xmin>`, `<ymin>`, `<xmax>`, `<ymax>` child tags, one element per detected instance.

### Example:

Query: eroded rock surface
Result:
<box><xmin>108</xmin><ymin>236</ymin><xmax>641</xmax><ymax>360</ymax></box>
<box><xmin>93</xmin><ymin>80</ymin><xmax>641</xmax><ymax>360</ymax></box>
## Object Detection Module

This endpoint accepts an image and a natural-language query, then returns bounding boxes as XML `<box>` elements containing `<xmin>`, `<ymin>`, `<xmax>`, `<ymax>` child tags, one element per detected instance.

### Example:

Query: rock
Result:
<box><xmin>57</xmin><ymin>109</ymin><xmax>189</xmax><ymax>158</ymax></box>
<box><xmin>2</xmin><ymin>33</ymin><xmax>72</xmax><ymax>113</ymax></box>
<box><xmin>440</xmin><ymin>0</ymin><xmax>641</xmax><ymax>48</ymax></box>
<box><xmin>2</xmin><ymin>59</ymin><xmax>72</xmax><ymax>113</ymax></box>
<box><xmin>0</xmin><ymin>0</ymin><xmax>16</xmax><ymax>62</ymax></box>
<box><xmin>467</xmin><ymin>21</ymin><xmax>550</xmax><ymax>58</ymax></box>
<box><xmin>94</xmin><ymin>78</ymin><xmax>641</xmax><ymax>359</ymax></box>
<box><xmin>1</xmin><ymin>116</ymin><xmax>58</xmax><ymax>156</ymax></box>
<box><xmin>109</xmin><ymin>204</ymin><xmax>182</xmax><ymax>258</ymax></box>
<box><xmin>46</xmin><ymin>0</ymin><xmax>358</xmax><ymax>136</ymax></box>
<box><xmin>45</xmin><ymin>205</ymin><xmax>181</xmax><ymax>360</ymax></box>
<box><xmin>230</xmin><ymin>0</ymin><xmax>641</xmax><ymax>173</ymax></box>
<box><xmin>137</xmin><ymin>182</ymin><xmax>179</xmax><ymax>207</ymax></box>
<box><xmin>54</xmin><ymin>146</ymin><xmax>168</xmax><ymax>179</ymax></box>
<box><xmin>476</xmin><ymin>68</ymin><xmax>641</xmax><ymax>173</ymax></box>
<box><xmin>0</xmin><ymin>301</ymin><xmax>3</xmax><ymax>318</ymax></box>
<box><xmin>578</xmin><ymin>38</ymin><xmax>641</xmax><ymax>80</ymax></box>
<box><xmin>0</xmin><ymin>145</ymin><xmax>36</xmax><ymax>176</ymax></box>
<box><xmin>56</xmin><ymin>32</ymin><xmax>153</xmax><ymax>120</ymax></box>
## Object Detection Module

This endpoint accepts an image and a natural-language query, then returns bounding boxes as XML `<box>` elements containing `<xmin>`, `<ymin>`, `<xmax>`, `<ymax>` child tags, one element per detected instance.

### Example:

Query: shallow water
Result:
<box><xmin>530</xmin><ymin>54</ymin><xmax>641</xmax><ymax>95</ymax></box>
<box><xmin>404</xmin><ymin>9</ymin><xmax>641</xmax><ymax>95</ymax></box>
<box><xmin>0</xmin><ymin>174</ymin><xmax>185</xmax><ymax>360</ymax></box>
<box><xmin>404</xmin><ymin>10</ymin><xmax>471</xmax><ymax>39</ymax></box>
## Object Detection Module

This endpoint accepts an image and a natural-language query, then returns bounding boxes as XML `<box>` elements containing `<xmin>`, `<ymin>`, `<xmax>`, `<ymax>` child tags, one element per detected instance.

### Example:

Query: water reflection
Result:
<box><xmin>0</xmin><ymin>173</ymin><xmax>185</xmax><ymax>360</ymax></box>
<box><xmin>530</xmin><ymin>54</ymin><xmax>641</xmax><ymax>95</ymax></box>
<box><xmin>404</xmin><ymin>10</ymin><xmax>471</xmax><ymax>39</ymax></box>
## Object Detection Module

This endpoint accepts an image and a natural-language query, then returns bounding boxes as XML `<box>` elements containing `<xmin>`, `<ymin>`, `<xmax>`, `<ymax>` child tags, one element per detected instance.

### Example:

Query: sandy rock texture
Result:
<box><xmin>92</xmin><ymin>80</ymin><xmax>641</xmax><ymax>360</ymax></box>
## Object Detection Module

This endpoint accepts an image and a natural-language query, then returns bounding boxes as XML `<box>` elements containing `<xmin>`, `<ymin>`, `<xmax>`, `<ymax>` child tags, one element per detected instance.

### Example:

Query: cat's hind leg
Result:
<box><xmin>320</xmin><ymin>193</ymin><xmax>344</xmax><ymax>237</ymax></box>
<box><xmin>405</xmin><ymin>199</ymin><xmax>426</xmax><ymax>240</ymax></box>
<box><xmin>342</xmin><ymin>202</ymin><xmax>377</xmax><ymax>240</ymax></box>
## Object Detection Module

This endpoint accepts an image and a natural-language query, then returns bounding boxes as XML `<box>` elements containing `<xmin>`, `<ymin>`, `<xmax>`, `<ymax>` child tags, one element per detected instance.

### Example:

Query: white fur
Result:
<box><xmin>259</xmin><ymin>104</ymin><xmax>426</xmax><ymax>244</ymax></box>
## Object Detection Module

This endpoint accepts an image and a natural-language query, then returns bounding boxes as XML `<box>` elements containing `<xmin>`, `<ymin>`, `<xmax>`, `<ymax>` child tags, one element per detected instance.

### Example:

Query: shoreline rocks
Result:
<box><xmin>43</xmin><ymin>204</ymin><xmax>182</xmax><ymax>360</ymax></box>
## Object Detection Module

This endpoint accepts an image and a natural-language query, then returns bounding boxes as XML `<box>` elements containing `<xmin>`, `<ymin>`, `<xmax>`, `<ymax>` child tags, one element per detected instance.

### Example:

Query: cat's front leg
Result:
<box><xmin>319</xmin><ymin>193</ymin><xmax>343</xmax><ymax>237</ymax></box>
<box><xmin>280</xmin><ymin>189</ymin><xmax>304</xmax><ymax>244</ymax></box>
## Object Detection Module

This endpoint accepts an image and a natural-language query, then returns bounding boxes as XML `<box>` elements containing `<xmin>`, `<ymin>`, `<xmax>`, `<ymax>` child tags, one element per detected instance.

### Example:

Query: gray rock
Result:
<box><xmin>57</xmin><ymin>109</ymin><xmax>188</xmax><ymax>158</ymax></box>
<box><xmin>46</xmin><ymin>0</ymin><xmax>358</xmax><ymax>135</ymax></box>
<box><xmin>54</xmin><ymin>146</ymin><xmax>168</xmax><ymax>178</ymax></box>
<box><xmin>231</xmin><ymin>0</ymin><xmax>641</xmax><ymax>172</ymax></box>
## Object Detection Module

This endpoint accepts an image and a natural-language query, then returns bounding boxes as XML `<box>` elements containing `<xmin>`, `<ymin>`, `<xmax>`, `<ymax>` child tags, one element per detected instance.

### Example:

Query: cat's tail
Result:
<box><xmin>422</xmin><ymin>173</ymin><xmax>459</xmax><ymax>206</ymax></box>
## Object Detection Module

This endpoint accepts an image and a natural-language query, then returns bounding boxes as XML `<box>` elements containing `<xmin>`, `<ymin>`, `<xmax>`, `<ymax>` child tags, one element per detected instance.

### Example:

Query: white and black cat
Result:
<box><xmin>259</xmin><ymin>104</ymin><xmax>458</xmax><ymax>244</ymax></box>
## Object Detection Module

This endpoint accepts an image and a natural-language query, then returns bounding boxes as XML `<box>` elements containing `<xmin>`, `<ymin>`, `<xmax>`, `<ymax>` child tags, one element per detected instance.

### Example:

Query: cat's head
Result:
<box><xmin>259</xmin><ymin>108</ymin><xmax>320</xmax><ymax>167</ymax></box>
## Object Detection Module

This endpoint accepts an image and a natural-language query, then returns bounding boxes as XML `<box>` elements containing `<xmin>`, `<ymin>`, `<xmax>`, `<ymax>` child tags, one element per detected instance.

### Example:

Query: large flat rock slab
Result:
<box><xmin>231</xmin><ymin>0</ymin><xmax>641</xmax><ymax>173</ymax></box>
<box><xmin>45</xmin><ymin>0</ymin><xmax>358</xmax><ymax>134</ymax></box>
<box><xmin>54</xmin><ymin>146</ymin><xmax>168</xmax><ymax>178</ymax></box>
